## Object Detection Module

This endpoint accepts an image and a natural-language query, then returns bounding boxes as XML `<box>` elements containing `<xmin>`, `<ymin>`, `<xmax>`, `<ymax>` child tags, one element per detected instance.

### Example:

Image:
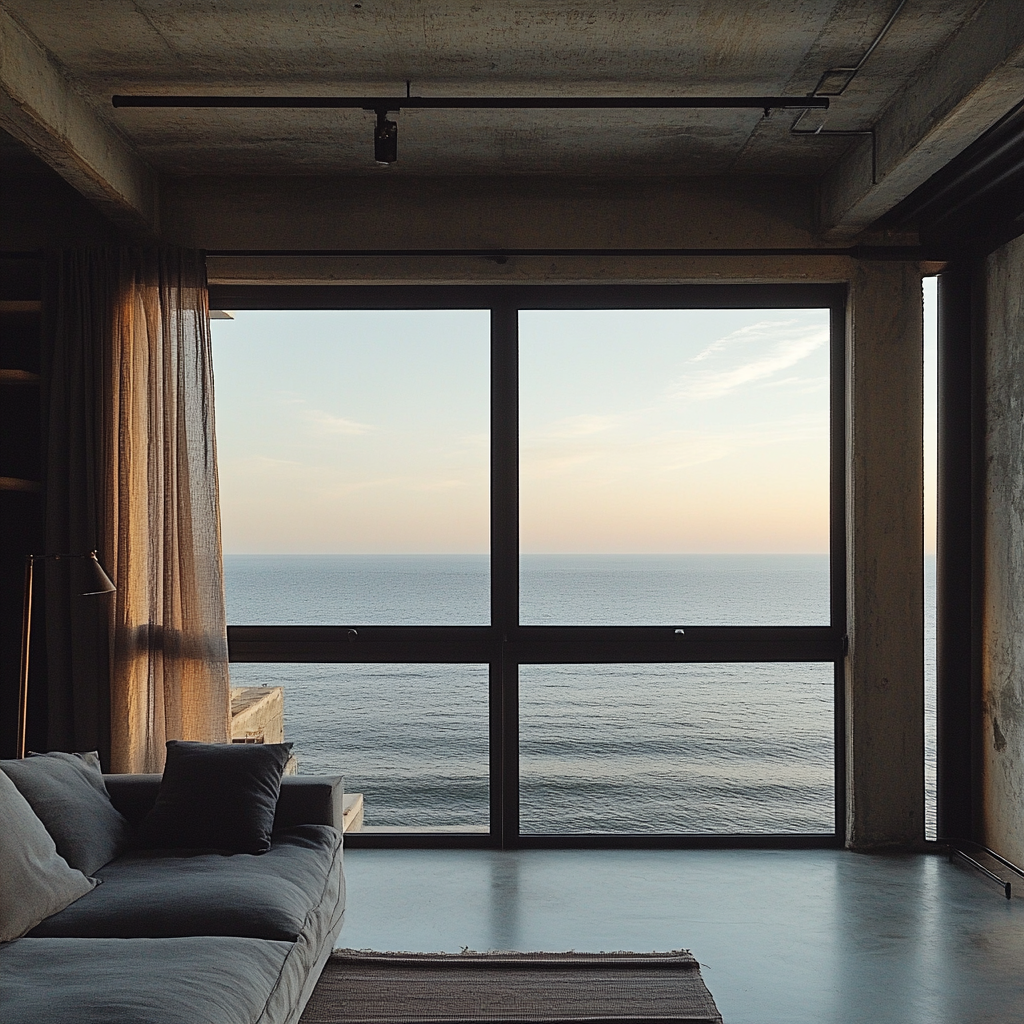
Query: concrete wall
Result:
<box><xmin>845</xmin><ymin>261</ymin><xmax>925</xmax><ymax>848</ymax></box>
<box><xmin>162</xmin><ymin>174</ymin><xmax>819</xmax><ymax>252</ymax></box>
<box><xmin>980</xmin><ymin>232</ymin><xmax>1024</xmax><ymax>865</ymax></box>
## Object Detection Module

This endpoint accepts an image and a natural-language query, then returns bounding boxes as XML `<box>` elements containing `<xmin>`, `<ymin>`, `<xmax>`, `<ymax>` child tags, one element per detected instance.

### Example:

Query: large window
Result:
<box><xmin>211</xmin><ymin>285</ymin><xmax>845</xmax><ymax>847</ymax></box>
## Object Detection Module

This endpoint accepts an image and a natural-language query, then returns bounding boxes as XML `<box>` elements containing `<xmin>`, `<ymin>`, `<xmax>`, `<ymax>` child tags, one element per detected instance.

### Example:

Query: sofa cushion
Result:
<box><xmin>0</xmin><ymin>936</ymin><xmax>292</xmax><ymax>1024</ymax></box>
<box><xmin>29</xmin><ymin>824</ymin><xmax>341</xmax><ymax>942</ymax></box>
<box><xmin>137</xmin><ymin>740</ymin><xmax>293</xmax><ymax>853</ymax></box>
<box><xmin>0</xmin><ymin>770</ymin><xmax>97</xmax><ymax>942</ymax></box>
<box><xmin>0</xmin><ymin>751</ymin><xmax>132</xmax><ymax>875</ymax></box>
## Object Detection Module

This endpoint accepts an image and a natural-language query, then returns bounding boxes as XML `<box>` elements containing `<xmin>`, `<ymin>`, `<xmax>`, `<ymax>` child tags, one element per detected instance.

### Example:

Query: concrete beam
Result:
<box><xmin>845</xmin><ymin>260</ymin><xmax>924</xmax><ymax>848</ymax></box>
<box><xmin>207</xmin><ymin>252</ymin><xmax>859</xmax><ymax>287</ymax></box>
<box><xmin>822</xmin><ymin>0</ymin><xmax>1024</xmax><ymax>241</ymax></box>
<box><xmin>162</xmin><ymin>174</ymin><xmax>819</xmax><ymax>252</ymax></box>
<box><xmin>0</xmin><ymin>7</ymin><xmax>157</xmax><ymax>234</ymax></box>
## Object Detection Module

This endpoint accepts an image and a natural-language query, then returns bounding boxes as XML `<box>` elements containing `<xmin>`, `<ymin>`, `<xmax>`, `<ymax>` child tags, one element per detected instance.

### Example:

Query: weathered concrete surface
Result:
<box><xmin>980</xmin><ymin>232</ymin><xmax>1024</xmax><ymax>866</ymax></box>
<box><xmin>5</xmin><ymin>1</ymin><xmax>1015</xmax><ymax>244</ymax></box>
<box><xmin>1</xmin><ymin>0</ymin><xmax>982</xmax><ymax>180</ymax></box>
<box><xmin>230</xmin><ymin>686</ymin><xmax>284</xmax><ymax>745</ymax></box>
<box><xmin>206</xmin><ymin>252</ymin><xmax>859</xmax><ymax>287</ymax></box>
<box><xmin>845</xmin><ymin>260</ymin><xmax>924</xmax><ymax>848</ymax></box>
<box><xmin>0</xmin><ymin>6</ymin><xmax>156</xmax><ymax>233</ymax></box>
<box><xmin>822</xmin><ymin>0</ymin><xmax>1024</xmax><ymax>240</ymax></box>
<box><xmin>161</xmin><ymin>174</ymin><xmax>818</xmax><ymax>251</ymax></box>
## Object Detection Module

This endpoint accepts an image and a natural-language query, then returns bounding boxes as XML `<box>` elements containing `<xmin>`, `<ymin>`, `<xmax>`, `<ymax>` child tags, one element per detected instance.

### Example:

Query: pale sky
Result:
<box><xmin>210</xmin><ymin>297</ymin><xmax>935</xmax><ymax>556</ymax></box>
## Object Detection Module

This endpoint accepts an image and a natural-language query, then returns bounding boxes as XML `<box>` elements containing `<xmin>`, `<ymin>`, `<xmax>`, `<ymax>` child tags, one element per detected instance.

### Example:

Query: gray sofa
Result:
<box><xmin>0</xmin><ymin>775</ymin><xmax>346</xmax><ymax>1024</ymax></box>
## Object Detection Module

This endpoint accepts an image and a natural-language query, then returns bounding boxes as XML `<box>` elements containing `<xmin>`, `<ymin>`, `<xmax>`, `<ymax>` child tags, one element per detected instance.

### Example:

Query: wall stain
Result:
<box><xmin>993</xmin><ymin>718</ymin><xmax>1007</xmax><ymax>753</ymax></box>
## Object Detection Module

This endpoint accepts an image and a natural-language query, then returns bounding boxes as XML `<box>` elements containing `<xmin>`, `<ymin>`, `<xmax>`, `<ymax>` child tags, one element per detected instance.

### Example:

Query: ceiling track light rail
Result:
<box><xmin>112</xmin><ymin>93</ymin><xmax>828</xmax><ymax>164</ymax></box>
<box><xmin>112</xmin><ymin>95</ymin><xmax>829</xmax><ymax>111</ymax></box>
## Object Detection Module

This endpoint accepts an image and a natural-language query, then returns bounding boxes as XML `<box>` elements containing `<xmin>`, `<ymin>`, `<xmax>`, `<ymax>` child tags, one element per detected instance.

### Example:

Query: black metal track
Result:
<box><xmin>227</xmin><ymin>625</ymin><xmax>842</xmax><ymax>663</ymax></box>
<box><xmin>209</xmin><ymin>283</ymin><xmax>846</xmax><ymax>311</ymax></box>
<box><xmin>113</xmin><ymin>94</ymin><xmax>828</xmax><ymax>111</ymax></box>
<box><xmin>344</xmin><ymin>832</ymin><xmax>843</xmax><ymax>850</ymax></box>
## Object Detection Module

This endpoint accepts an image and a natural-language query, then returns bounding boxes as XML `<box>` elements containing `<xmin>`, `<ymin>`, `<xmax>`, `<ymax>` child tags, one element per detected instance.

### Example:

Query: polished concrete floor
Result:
<box><xmin>338</xmin><ymin>848</ymin><xmax>1023</xmax><ymax>1024</ymax></box>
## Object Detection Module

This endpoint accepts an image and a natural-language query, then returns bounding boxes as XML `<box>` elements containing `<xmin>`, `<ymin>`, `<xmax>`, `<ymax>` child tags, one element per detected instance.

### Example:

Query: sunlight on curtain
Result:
<box><xmin>46</xmin><ymin>250</ymin><xmax>230</xmax><ymax>772</ymax></box>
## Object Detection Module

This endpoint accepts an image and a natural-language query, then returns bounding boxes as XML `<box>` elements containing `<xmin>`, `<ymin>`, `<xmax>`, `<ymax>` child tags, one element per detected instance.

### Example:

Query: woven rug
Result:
<box><xmin>300</xmin><ymin>949</ymin><xmax>723</xmax><ymax>1023</ymax></box>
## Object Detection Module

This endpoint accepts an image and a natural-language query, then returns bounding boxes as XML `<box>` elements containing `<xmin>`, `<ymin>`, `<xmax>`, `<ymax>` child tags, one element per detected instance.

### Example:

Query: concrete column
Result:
<box><xmin>980</xmin><ymin>232</ymin><xmax>1024</xmax><ymax>866</ymax></box>
<box><xmin>845</xmin><ymin>261</ymin><xmax>925</xmax><ymax>848</ymax></box>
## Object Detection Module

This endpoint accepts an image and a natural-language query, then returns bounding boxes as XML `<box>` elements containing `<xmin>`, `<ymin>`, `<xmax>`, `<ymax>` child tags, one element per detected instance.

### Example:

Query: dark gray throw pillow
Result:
<box><xmin>0</xmin><ymin>751</ymin><xmax>133</xmax><ymax>875</ymax></box>
<box><xmin>138</xmin><ymin>740</ymin><xmax>293</xmax><ymax>854</ymax></box>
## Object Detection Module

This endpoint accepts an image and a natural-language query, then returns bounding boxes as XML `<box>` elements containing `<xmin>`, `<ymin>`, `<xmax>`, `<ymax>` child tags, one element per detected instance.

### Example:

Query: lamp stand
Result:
<box><xmin>16</xmin><ymin>551</ymin><xmax>116</xmax><ymax>759</ymax></box>
<box><xmin>17</xmin><ymin>555</ymin><xmax>34</xmax><ymax>759</ymax></box>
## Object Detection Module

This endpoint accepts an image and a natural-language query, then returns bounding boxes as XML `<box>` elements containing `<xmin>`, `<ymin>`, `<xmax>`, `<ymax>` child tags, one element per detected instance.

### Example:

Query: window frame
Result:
<box><xmin>212</xmin><ymin>283</ymin><xmax>847</xmax><ymax>849</ymax></box>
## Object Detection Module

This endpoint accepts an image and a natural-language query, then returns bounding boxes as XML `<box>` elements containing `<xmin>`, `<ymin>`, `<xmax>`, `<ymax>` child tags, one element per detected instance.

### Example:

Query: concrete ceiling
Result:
<box><xmin>1</xmin><ymin>1</ymin><xmax>1022</xmax><ymax>245</ymax></box>
<box><xmin>0</xmin><ymin>0</ymin><xmax>989</xmax><ymax>176</ymax></box>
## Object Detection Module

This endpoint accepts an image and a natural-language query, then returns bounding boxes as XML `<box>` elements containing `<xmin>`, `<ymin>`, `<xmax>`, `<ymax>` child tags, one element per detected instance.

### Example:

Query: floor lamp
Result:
<box><xmin>17</xmin><ymin>551</ymin><xmax>116</xmax><ymax>759</ymax></box>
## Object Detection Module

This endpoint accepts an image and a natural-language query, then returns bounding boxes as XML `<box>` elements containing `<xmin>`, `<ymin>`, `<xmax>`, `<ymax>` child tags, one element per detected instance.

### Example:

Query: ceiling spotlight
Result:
<box><xmin>374</xmin><ymin>108</ymin><xmax>397</xmax><ymax>164</ymax></box>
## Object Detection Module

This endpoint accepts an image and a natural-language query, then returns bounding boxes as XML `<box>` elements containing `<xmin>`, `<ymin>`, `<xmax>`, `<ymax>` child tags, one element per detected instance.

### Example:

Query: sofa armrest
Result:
<box><xmin>274</xmin><ymin>776</ymin><xmax>345</xmax><ymax>831</ymax></box>
<box><xmin>103</xmin><ymin>772</ymin><xmax>345</xmax><ymax>831</ymax></box>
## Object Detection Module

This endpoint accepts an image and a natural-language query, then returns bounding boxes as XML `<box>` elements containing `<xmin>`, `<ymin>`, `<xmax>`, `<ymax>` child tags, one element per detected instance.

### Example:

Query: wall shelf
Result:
<box><xmin>0</xmin><ymin>477</ymin><xmax>41</xmax><ymax>493</ymax></box>
<box><xmin>0</xmin><ymin>368</ymin><xmax>40</xmax><ymax>383</ymax></box>
<box><xmin>0</xmin><ymin>300</ymin><xmax>42</xmax><ymax>313</ymax></box>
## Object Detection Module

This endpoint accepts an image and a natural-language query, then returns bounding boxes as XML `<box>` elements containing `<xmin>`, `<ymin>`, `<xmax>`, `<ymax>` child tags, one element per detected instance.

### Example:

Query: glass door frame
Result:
<box><xmin>213</xmin><ymin>282</ymin><xmax>847</xmax><ymax>850</ymax></box>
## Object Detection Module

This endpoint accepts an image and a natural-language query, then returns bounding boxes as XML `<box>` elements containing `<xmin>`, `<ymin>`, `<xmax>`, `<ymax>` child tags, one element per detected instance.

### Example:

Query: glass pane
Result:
<box><xmin>230</xmin><ymin>662</ymin><xmax>489</xmax><ymax>832</ymax></box>
<box><xmin>519</xmin><ymin>308</ymin><xmax>831</xmax><ymax>624</ymax></box>
<box><xmin>519</xmin><ymin>662</ymin><xmax>834</xmax><ymax>834</ymax></box>
<box><xmin>212</xmin><ymin>310</ymin><xmax>490</xmax><ymax>624</ymax></box>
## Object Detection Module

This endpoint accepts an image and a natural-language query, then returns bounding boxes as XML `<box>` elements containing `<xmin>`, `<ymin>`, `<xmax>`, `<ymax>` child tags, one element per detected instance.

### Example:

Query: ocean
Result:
<box><xmin>224</xmin><ymin>554</ymin><xmax>936</xmax><ymax>836</ymax></box>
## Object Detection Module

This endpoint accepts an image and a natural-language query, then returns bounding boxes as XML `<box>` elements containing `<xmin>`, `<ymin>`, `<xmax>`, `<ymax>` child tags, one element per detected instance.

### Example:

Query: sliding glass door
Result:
<box><xmin>211</xmin><ymin>284</ymin><xmax>845</xmax><ymax>847</ymax></box>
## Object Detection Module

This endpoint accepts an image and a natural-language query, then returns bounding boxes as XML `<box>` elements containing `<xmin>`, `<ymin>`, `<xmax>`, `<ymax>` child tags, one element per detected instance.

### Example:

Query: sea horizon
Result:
<box><xmin>223</xmin><ymin>553</ymin><xmax>935</xmax><ymax>837</ymax></box>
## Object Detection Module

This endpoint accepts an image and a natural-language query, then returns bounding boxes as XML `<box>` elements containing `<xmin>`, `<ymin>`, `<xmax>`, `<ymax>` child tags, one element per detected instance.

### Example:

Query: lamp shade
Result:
<box><xmin>79</xmin><ymin>551</ymin><xmax>116</xmax><ymax>596</ymax></box>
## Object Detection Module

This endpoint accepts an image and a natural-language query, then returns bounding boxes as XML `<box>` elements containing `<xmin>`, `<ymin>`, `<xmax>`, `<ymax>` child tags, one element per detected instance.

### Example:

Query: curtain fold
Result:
<box><xmin>44</xmin><ymin>248</ymin><xmax>230</xmax><ymax>773</ymax></box>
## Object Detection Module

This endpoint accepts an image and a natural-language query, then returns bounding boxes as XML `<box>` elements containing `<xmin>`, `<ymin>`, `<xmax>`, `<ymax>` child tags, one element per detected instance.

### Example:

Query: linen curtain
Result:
<box><xmin>43</xmin><ymin>248</ymin><xmax>230</xmax><ymax>773</ymax></box>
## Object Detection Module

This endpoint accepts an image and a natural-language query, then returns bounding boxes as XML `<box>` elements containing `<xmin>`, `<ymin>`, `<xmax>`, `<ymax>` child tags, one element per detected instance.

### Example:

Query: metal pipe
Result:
<box><xmin>790</xmin><ymin>0</ymin><xmax>906</xmax><ymax>172</ymax></box>
<box><xmin>808</xmin><ymin>0</ymin><xmax>909</xmax><ymax>96</ymax></box>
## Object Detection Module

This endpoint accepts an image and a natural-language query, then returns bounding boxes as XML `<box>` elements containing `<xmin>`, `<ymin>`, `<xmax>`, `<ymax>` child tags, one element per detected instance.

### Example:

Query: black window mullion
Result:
<box><xmin>830</xmin><ymin>300</ymin><xmax>848</xmax><ymax>633</ymax></box>
<box><xmin>830</xmin><ymin>300</ymin><xmax>848</xmax><ymax>838</ymax></box>
<box><xmin>491</xmin><ymin>301</ymin><xmax>519</xmax><ymax>846</ymax></box>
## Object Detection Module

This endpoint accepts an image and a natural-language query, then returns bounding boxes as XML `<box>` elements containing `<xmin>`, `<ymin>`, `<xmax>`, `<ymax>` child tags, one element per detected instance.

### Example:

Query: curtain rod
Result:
<box><xmin>2</xmin><ymin>247</ymin><xmax>938</xmax><ymax>261</ymax></box>
<box><xmin>205</xmin><ymin>246</ymin><xmax>931</xmax><ymax>260</ymax></box>
<box><xmin>112</xmin><ymin>95</ymin><xmax>829</xmax><ymax>112</ymax></box>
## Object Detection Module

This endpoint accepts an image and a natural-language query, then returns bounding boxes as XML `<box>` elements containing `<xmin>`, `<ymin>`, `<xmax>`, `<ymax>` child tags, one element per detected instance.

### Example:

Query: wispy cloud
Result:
<box><xmin>674</xmin><ymin>320</ymin><xmax>827</xmax><ymax>400</ymax></box>
<box><xmin>542</xmin><ymin>414</ymin><xmax>623</xmax><ymax>439</ymax></box>
<box><xmin>756</xmin><ymin>375</ymin><xmax>829</xmax><ymax>395</ymax></box>
<box><xmin>303</xmin><ymin>409</ymin><xmax>373</xmax><ymax>435</ymax></box>
<box><xmin>522</xmin><ymin>413</ymin><xmax>827</xmax><ymax>482</ymax></box>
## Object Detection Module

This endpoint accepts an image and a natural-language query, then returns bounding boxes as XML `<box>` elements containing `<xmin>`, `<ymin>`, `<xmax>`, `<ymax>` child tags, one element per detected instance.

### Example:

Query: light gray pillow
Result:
<box><xmin>0</xmin><ymin>752</ymin><xmax>132</xmax><ymax>875</ymax></box>
<box><xmin>0</xmin><ymin>769</ymin><xmax>97</xmax><ymax>942</ymax></box>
